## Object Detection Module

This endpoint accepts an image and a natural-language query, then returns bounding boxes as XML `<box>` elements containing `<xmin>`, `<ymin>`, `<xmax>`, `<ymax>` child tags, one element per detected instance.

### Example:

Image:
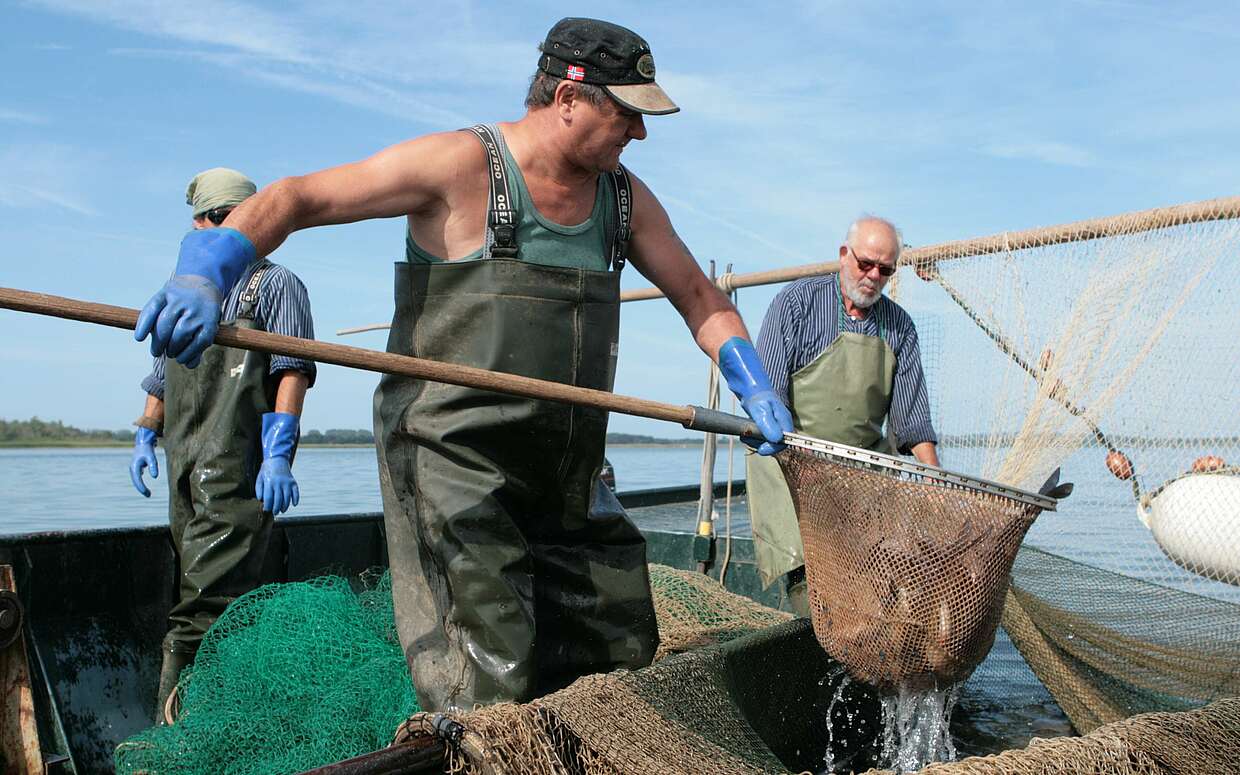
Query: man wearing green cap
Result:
<box><xmin>129</xmin><ymin>167</ymin><xmax>317</xmax><ymax>721</ymax></box>
<box><xmin>134</xmin><ymin>19</ymin><xmax>794</xmax><ymax>711</ymax></box>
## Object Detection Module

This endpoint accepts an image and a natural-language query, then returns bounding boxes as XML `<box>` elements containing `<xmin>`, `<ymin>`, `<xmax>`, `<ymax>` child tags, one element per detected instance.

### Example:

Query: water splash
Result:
<box><xmin>820</xmin><ymin>666</ymin><xmax>852</xmax><ymax>771</ymax></box>
<box><xmin>877</xmin><ymin>681</ymin><xmax>962</xmax><ymax>773</ymax></box>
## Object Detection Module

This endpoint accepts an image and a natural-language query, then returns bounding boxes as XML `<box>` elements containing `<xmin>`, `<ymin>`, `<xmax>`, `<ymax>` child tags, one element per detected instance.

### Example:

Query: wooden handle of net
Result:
<box><xmin>0</xmin><ymin>287</ymin><xmax>762</xmax><ymax>440</ymax></box>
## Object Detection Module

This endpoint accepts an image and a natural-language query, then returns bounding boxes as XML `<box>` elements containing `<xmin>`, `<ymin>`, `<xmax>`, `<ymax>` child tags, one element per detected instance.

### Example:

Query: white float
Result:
<box><xmin>1139</xmin><ymin>470</ymin><xmax>1240</xmax><ymax>586</ymax></box>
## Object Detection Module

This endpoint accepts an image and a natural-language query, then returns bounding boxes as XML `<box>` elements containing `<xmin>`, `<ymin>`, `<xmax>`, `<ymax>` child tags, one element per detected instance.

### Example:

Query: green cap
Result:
<box><xmin>185</xmin><ymin>167</ymin><xmax>257</xmax><ymax>216</ymax></box>
<box><xmin>539</xmin><ymin>18</ymin><xmax>679</xmax><ymax>116</ymax></box>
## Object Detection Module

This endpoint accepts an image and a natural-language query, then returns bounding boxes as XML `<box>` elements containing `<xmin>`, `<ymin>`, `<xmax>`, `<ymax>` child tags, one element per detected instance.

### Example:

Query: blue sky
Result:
<box><xmin>3</xmin><ymin>0</ymin><xmax>1239</xmax><ymax>437</ymax></box>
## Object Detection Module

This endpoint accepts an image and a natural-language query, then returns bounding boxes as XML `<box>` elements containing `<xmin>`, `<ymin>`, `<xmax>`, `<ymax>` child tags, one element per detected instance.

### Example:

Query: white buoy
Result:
<box><xmin>1139</xmin><ymin>470</ymin><xmax>1240</xmax><ymax>586</ymax></box>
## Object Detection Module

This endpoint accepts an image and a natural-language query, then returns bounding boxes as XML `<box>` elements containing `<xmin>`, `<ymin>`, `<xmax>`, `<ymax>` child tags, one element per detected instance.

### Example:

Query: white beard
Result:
<box><xmin>841</xmin><ymin>272</ymin><xmax>881</xmax><ymax>309</ymax></box>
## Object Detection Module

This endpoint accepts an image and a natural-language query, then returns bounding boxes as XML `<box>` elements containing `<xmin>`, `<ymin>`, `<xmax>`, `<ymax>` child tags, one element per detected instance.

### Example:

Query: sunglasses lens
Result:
<box><xmin>858</xmin><ymin>258</ymin><xmax>895</xmax><ymax>276</ymax></box>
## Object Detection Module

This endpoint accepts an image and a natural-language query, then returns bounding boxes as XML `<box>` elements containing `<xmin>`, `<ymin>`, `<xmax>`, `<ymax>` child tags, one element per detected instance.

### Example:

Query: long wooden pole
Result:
<box><xmin>0</xmin><ymin>287</ymin><xmax>760</xmax><ymax>439</ymax></box>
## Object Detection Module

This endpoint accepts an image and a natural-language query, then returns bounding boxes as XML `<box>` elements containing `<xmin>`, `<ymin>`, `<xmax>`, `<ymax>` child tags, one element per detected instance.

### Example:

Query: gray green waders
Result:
<box><xmin>747</xmin><ymin>276</ymin><xmax>898</xmax><ymax>616</ymax></box>
<box><xmin>374</xmin><ymin>124</ymin><xmax>657</xmax><ymax>711</ymax></box>
<box><xmin>158</xmin><ymin>263</ymin><xmax>280</xmax><ymax>719</ymax></box>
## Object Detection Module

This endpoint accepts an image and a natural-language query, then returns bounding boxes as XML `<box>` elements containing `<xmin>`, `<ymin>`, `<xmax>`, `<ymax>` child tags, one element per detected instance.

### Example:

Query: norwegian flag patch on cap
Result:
<box><xmin>566</xmin><ymin>64</ymin><xmax>585</xmax><ymax>81</ymax></box>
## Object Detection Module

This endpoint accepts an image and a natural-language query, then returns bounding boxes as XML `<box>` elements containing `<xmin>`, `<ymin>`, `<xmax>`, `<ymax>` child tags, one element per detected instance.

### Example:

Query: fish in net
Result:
<box><xmin>776</xmin><ymin>435</ymin><xmax>1068</xmax><ymax>690</ymax></box>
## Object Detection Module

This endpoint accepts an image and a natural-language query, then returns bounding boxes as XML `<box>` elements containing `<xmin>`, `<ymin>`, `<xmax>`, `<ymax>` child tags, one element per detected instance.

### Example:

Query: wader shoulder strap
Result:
<box><xmin>465</xmin><ymin>124</ymin><xmax>519</xmax><ymax>259</ymax></box>
<box><xmin>608</xmin><ymin>164</ymin><xmax>632</xmax><ymax>272</ymax></box>
<box><xmin>236</xmin><ymin>260</ymin><xmax>273</xmax><ymax>321</ymax></box>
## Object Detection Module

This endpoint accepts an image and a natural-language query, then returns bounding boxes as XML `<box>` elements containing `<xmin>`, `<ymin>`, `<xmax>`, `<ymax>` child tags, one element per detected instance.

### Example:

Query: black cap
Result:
<box><xmin>538</xmin><ymin>17</ymin><xmax>679</xmax><ymax>116</ymax></box>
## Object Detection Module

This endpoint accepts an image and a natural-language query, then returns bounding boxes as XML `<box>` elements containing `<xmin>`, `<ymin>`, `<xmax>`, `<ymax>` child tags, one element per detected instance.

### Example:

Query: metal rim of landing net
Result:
<box><xmin>780</xmin><ymin>432</ymin><xmax>1065</xmax><ymax>511</ymax></box>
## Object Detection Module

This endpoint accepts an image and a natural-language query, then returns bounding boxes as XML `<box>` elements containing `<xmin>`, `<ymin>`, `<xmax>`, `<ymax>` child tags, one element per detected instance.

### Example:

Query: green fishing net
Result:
<box><xmin>114</xmin><ymin>571</ymin><xmax>419</xmax><ymax>775</ymax></box>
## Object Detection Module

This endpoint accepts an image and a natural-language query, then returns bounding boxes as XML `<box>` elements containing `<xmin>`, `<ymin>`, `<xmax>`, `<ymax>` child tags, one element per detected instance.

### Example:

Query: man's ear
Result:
<box><xmin>839</xmin><ymin>244</ymin><xmax>848</xmax><ymax>260</ymax></box>
<box><xmin>554</xmin><ymin>80</ymin><xmax>576</xmax><ymax>122</ymax></box>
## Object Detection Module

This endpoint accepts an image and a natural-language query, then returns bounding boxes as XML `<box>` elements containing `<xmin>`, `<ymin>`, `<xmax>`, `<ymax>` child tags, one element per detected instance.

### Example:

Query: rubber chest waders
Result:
<box><xmin>160</xmin><ymin>262</ymin><xmax>280</xmax><ymax>705</ymax></box>
<box><xmin>747</xmin><ymin>275</ymin><xmax>898</xmax><ymax>608</ymax></box>
<box><xmin>375</xmin><ymin>125</ymin><xmax>656</xmax><ymax>711</ymax></box>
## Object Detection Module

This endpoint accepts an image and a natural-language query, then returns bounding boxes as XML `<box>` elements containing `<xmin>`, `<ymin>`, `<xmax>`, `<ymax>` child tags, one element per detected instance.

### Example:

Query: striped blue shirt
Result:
<box><xmin>141</xmin><ymin>262</ymin><xmax>316</xmax><ymax>399</ymax></box>
<box><xmin>755</xmin><ymin>274</ymin><xmax>937</xmax><ymax>451</ymax></box>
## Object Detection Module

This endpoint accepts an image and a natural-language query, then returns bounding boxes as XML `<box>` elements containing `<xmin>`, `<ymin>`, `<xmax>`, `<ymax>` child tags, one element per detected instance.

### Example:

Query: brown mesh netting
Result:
<box><xmin>649</xmin><ymin>563</ymin><xmax>794</xmax><ymax>659</ymax></box>
<box><xmin>777</xmin><ymin>446</ymin><xmax>1045</xmax><ymax>689</ymax></box>
<box><xmin>406</xmin><ymin>629</ymin><xmax>1239</xmax><ymax>775</ymax></box>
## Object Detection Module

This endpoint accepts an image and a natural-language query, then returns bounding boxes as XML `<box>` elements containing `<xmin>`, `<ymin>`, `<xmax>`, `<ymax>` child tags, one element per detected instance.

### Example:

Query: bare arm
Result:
<box><xmin>221</xmin><ymin>131</ymin><xmax>481</xmax><ymax>258</ymax></box>
<box><xmin>626</xmin><ymin>174</ymin><xmax>749</xmax><ymax>359</ymax></box>
<box><xmin>141</xmin><ymin>393</ymin><xmax>165</xmax><ymax>427</ymax></box>
<box><xmin>274</xmin><ymin>371</ymin><xmax>310</xmax><ymax>417</ymax></box>
<box><xmin>910</xmin><ymin>442</ymin><xmax>940</xmax><ymax>467</ymax></box>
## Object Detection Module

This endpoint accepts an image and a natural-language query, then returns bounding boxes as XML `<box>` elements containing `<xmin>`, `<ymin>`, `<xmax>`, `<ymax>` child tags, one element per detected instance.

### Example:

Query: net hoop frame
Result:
<box><xmin>782</xmin><ymin>432</ymin><xmax>1058</xmax><ymax>511</ymax></box>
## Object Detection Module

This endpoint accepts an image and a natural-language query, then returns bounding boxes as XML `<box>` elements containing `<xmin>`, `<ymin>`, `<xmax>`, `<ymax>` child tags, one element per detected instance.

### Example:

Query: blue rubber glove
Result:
<box><xmin>130</xmin><ymin>427</ymin><xmax>159</xmax><ymax>497</ymax></box>
<box><xmin>717</xmin><ymin>337</ymin><xmax>795</xmax><ymax>456</ymax></box>
<box><xmin>134</xmin><ymin>228</ymin><xmax>256</xmax><ymax>369</ymax></box>
<box><xmin>256</xmin><ymin>412</ymin><xmax>300</xmax><ymax>515</ymax></box>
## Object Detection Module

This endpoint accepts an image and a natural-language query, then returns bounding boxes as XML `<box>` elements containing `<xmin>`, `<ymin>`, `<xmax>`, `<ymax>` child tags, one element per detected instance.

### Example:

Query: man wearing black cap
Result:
<box><xmin>134</xmin><ymin>18</ymin><xmax>794</xmax><ymax>711</ymax></box>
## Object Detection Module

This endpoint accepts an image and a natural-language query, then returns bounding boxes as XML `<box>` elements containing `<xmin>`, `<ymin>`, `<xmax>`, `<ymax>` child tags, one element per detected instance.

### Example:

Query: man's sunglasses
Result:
<box><xmin>204</xmin><ymin>207</ymin><xmax>233</xmax><ymax>226</ymax></box>
<box><xmin>848</xmin><ymin>247</ymin><xmax>897</xmax><ymax>277</ymax></box>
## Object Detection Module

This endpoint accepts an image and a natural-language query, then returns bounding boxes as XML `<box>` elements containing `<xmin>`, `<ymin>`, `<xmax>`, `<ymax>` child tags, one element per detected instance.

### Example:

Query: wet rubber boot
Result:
<box><xmin>155</xmin><ymin>646</ymin><xmax>196</xmax><ymax>725</ymax></box>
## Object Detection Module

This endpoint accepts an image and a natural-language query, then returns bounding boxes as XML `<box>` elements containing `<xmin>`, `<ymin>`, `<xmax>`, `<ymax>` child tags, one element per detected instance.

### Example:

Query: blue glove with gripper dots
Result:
<box><xmin>717</xmin><ymin>337</ymin><xmax>794</xmax><ymax>456</ymax></box>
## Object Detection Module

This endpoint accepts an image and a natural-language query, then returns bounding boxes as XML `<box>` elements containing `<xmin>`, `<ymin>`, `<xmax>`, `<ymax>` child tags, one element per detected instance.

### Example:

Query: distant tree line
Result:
<box><xmin>0</xmin><ymin>417</ymin><xmax>131</xmax><ymax>444</ymax></box>
<box><xmin>938</xmin><ymin>432</ymin><xmax>1240</xmax><ymax>447</ymax></box>
<box><xmin>605</xmin><ymin>433</ymin><xmax>701</xmax><ymax>445</ymax></box>
<box><xmin>2</xmin><ymin>418</ymin><xmax>710</xmax><ymax>447</ymax></box>
<box><xmin>300</xmin><ymin>429</ymin><xmax>375</xmax><ymax>445</ymax></box>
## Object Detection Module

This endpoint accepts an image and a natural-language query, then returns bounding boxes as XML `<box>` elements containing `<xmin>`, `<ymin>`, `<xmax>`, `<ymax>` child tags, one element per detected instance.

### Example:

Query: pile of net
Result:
<box><xmin>113</xmin><ymin>564</ymin><xmax>792</xmax><ymax>774</ymax></box>
<box><xmin>114</xmin><ymin>571</ymin><xmax>419</xmax><ymax>774</ymax></box>
<box><xmin>409</xmin><ymin>617</ymin><xmax>884</xmax><ymax>775</ymax></box>
<box><xmin>407</xmin><ymin>625</ymin><xmax>1239</xmax><ymax>775</ymax></box>
<box><xmin>777</xmin><ymin>446</ymin><xmax>1049</xmax><ymax>689</ymax></box>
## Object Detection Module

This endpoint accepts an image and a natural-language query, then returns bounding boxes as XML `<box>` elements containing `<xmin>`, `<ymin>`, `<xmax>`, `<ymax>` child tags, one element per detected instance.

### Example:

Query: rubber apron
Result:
<box><xmin>375</xmin><ymin>259</ymin><xmax>658</xmax><ymax>712</ymax></box>
<box><xmin>161</xmin><ymin>262</ymin><xmax>278</xmax><ymax>657</ymax></box>
<box><xmin>747</xmin><ymin>277</ymin><xmax>897</xmax><ymax>592</ymax></box>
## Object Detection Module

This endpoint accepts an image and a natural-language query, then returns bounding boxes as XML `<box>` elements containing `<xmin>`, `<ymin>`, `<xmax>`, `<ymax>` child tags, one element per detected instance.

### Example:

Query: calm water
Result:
<box><xmin>0</xmin><ymin>444</ymin><xmax>746</xmax><ymax>533</ymax></box>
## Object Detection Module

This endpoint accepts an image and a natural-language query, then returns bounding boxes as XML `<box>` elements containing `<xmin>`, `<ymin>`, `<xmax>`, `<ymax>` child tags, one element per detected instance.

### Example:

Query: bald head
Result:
<box><xmin>845</xmin><ymin>216</ymin><xmax>902</xmax><ymax>263</ymax></box>
<box><xmin>839</xmin><ymin>215</ymin><xmax>902</xmax><ymax>310</ymax></box>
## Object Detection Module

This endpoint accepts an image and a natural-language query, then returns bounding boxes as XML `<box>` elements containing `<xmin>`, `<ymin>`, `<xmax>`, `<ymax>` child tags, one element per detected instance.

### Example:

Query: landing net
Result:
<box><xmin>775</xmin><ymin>436</ymin><xmax>1057</xmax><ymax>689</ymax></box>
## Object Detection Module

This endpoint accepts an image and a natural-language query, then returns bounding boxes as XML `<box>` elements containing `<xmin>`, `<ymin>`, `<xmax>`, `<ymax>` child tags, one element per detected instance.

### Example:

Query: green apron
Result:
<box><xmin>157</xmin><ymin>261</ymin><xmax>281</xmax><ymax>714</ymax></box>
<box><xmin>747</xmin><ymin>277</ymin><xmax>897</xmax><ymax>594</ymax></box>
<box><xmin>160</xmin><ymin>263</ymin><xmax>279</xmax><ymax>697</ymax></box>
<box><xmin>375</xmin><ymin>125</ymin><xmax>656</xmax><ymax>712</ymax></box>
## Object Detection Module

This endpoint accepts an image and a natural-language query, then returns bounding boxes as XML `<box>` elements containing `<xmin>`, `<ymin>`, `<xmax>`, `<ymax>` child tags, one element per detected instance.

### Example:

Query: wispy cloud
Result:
<box><xmin>980</xmin><ymin>141</ymin><xmax>1098</xmax><ymax>168</ymax></box>
<box><xmin>107</xmin><ymin>46</ymin><xmax>475</xmax><ymax>127</ymax></box>
<box><xmin>31</xmin><ymin>0</ymin><xmax>312</xmax><ymax>62</ymax></box>
<box><xmin>0</xmin><ymin>183</ymin><xmax>98</xmax><ymax>216</ymax></box>
<box><xmin>35</xmin><ymin>0</ymin><xmax>518</xmax><ymax>127</ymax></box>
<box><xmin>0</xmin><ymin>144</ymin><xmax>99</xmax><ymax>216</ymax></box>
<box><xmin>659</xmin><ymin>192</ymin><xmax>816</xmax><ymax>265</ymax></box>
<box><xmin>0</xmin><ymin>108</ymin><xmax>49</xmax><ymax>124</ymax></box>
